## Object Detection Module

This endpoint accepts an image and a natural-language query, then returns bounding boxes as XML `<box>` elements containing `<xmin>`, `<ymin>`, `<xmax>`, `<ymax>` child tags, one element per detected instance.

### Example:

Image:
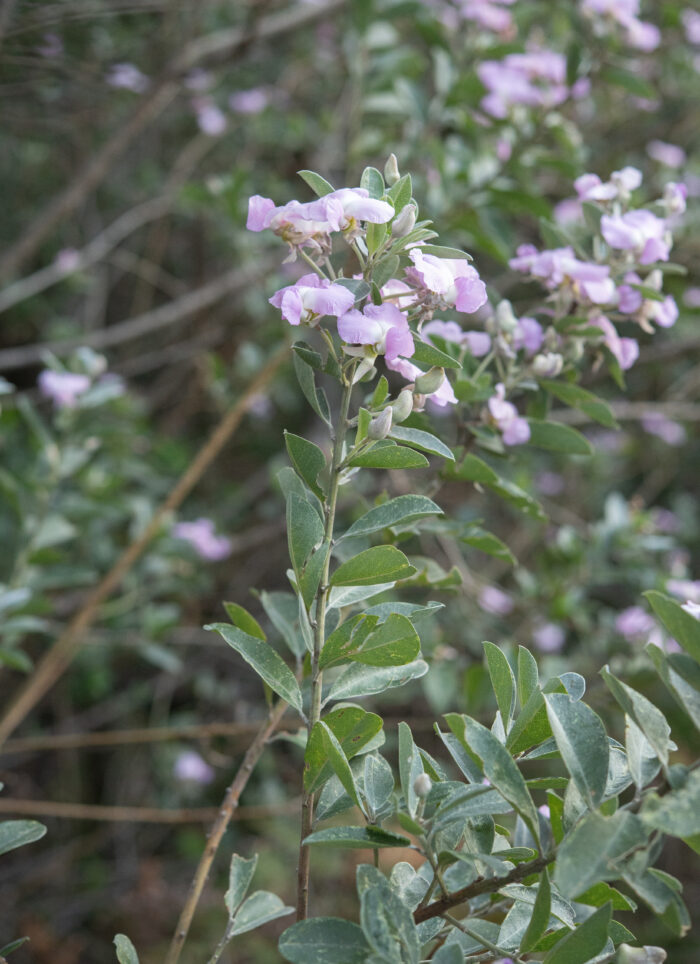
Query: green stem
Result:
<box><xmin>296</xmin><ymin>366</ymin><xmax>355</xmax><ymax>920</ymax></box>
<box><xmin>298</xmin><ymin>247</ymin><xmax>328</xmax><ymax>279</ymax></box>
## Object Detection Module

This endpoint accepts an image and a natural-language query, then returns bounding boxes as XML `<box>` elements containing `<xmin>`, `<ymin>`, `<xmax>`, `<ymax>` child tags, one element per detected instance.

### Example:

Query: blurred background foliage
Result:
<box><xmin>0</xmin><ymin>0</ymin><xmax>698</xmax><ymax>960</ymax></box>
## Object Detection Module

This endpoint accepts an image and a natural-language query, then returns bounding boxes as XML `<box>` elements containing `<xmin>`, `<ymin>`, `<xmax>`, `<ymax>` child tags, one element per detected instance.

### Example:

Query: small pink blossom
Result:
<box><xmin>38</xmin><ymin>370</ymin><xmax>91</xmax><ymax>409</ymax></box>
<box><xmin>682</xmin><ymin>8</ymin><xmax>700</xmax><ymax>44</ymax></box>
<box><xmin>600</xmin><ymin>210</ymin><xmax>670</xmax><ymax>264</ymax></box>
<box><xmin>533</xmin><ymin>622</ymin><xmax>566</xmax><ymax>653</ymax></box>
<box><xmin>616</xmin><ymin>606</ymin><xmax>655</xmax><ymax>640</ymax></box>
<box><xmin>479</xmin><ymin>585</ymin><xmax>514</xmax><ymax>615</ymax></box>
<box><xmin>641</xmin><ymin>413</ymin><xmax>685</xmax><ymax>445</ymax></box>
<box><xmin>54</xmin><ymin>248</ymin><xmax>81</xmax><ymax>273</ymax></box>
<box><xmin>509</xmin><ymin>245</ymin><xmax>615</xmax><ymax>304</ymax></box>
<box><xmin>512</xmin><ymin>316</ymin><xmax>544</xmax><ymax>355</ymax></box>
<box><xmin>554</xmin><ymin>199</ymin><xmax>582</xmax><ymax>224</ymax></box>
<box><xmin>269</xmin><ymin>273</ymin><xmax>355</xmax><ymax>327</ymax></box>
<box><xmin>106</xmin><ymin>63</ymin><xmax>149</xmax><ymax>93</ymax></box>
<box><xmin>229</xmin><ymin>88</ymin><xmax>269</xmax><ymax>114</ymax></box>
<box><xmin>647</xmin><ymin>140</ymin><xmax>686</xmax><ymax>169</ymax></box>
<box><xmin>193</xmin><ymin>99</ymin><xmax>227</xmax><ymax>136</ymax></box>
<box><xmin>173</xmin><ymin>518</ymin><xmax>232</xmax><ymax>561</ymax></box>
<box><xmin>37</xmin><ymin>33</ymin><xmax>63</xmax><ymax>58</ymax></box>
<box><xmin>590</xmin><ymin>314</ymin><xmax>639</xmax><ymax>370</ymax></box>
<box><xmin>422</xmin><ymin>320</ymin><xmax>492</xmax><ymax>357</ymax></box>
<box><xmin>406</xmin><ymin>250</ymin><xmax>488</xmax><ymax>313</ymax></box>
<box><xmin>477</xmin><ymin>50</ymin><xmax>569</xmax><ymax>118</ymax></box>
<box><xmin>338</xmin><ymin>303</ymin><xmax>414</xmax><ymax>363</ymax></box>
<box><xmin>174</xmin><ymin>750</ymin><xmax>215</xmax><ymax>784</ymax></box>
<box><xmin>488</xmin><ymin>383</ymin><xmax>530</xmax><ymax>445</ymax></box>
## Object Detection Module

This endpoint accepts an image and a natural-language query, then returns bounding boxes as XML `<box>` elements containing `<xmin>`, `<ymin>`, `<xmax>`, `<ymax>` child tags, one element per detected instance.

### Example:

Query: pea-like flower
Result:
<box><xmin>509</xmin><ymin>245</ymin><xmax>615</xmax><ymax>304</ymax></box>
<box><xmin>600</xmin><ymin>210</ymin><xmax>670</xmax><ymax>264</ymax></box>
<box><xmin>269</xmin><ymin>273</ymin><xmax>355</xmax><ymax>327</ymax></box>
<box><xmin>38</xmin><ymin>370</ymin><xmax>91</xmax><ymax>409</ymax></box>
<box><xmin>406</xmin><ymin>250</ymin><xmax>488</xmax><ymax>313</ymax></box>
<box><xmin>337</xmin><ymin>302</ymin><xmax>415</xmax><ymax>363</ymax></box>
<box><xmin>173</xmin><ymin>518</ymin><xmax>232</xmax><ymax>561</ymax></box>
<box><xmin>487</xmin><ymin>383</ymin><xmax>530</xmax><ymax>445</ymax></box>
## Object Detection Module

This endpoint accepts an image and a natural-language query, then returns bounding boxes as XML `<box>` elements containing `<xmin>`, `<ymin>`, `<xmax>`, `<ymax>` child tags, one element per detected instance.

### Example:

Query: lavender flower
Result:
<box><xmin>106</xmin><ymin>63</ymin><xmax>149</xmax><ymax>93</ymax></box>
<box><xmin>616</xmin><ymin>606</ymin><xmax>655</xmax><ymax>640</ymax></box>
<box><xmin>229</xmin><ymin>88</ymin><xmax>270</xmax><ymax>114</ymax></box>
<box><xmin>38</xmin><ymin>370</ymin><xmax>91</xmax><ymax>409</ymax></box>
<box><xmin>488</xmin><ymin>383</ymin><xmax>530</xmax><ymax>445</ymax></box>
<box><xmin>532</xmin><ymin>622</ymin><xmax>566</xmax><ymax>653</ymax></box>
<box><xmin>173</xmin><ymin>518</ymin><xmax>232</xmax><ymax>561</ymax></box>
<box><xmin>479</xmin><ymin>585</ymin><xmax>514</xmax><ymax>615</ymax></box>
<box><xmin>174</xmin><ymin>750</ymin><xmax>215</xmax><ymax>784</ymax></box>
<box><xmin>641</xmin><ymin>413</ymin><xmax>686</xmax><ymax>446</ymax></box>
<box><xmin>647</xmin><ymin>140</ymin><xmax>686</xmax><ymax>169</ymax></box>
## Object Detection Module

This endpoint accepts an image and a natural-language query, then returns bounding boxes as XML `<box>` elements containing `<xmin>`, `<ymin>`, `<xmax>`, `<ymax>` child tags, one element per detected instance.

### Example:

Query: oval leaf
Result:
<box><xmin>330</xmin><ymin>546</ymin><xmax>416</xmax><ymax>587</ymax></box>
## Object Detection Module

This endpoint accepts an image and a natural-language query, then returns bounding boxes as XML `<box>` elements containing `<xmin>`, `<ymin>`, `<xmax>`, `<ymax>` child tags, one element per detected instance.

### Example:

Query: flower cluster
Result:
<box><xmin>580</xmin><ymin>0</ymin><xmax>660</xmax><ymax>52</ymax></box>
<box><xmin>510</xmin><ymin>167</ymin><xmax>685</xmax><ymax>371</ymax></box>
<box><xmin>476</xmin><ymin>50</ymin><xmax>581</xmax><ymax>119</ymax></box>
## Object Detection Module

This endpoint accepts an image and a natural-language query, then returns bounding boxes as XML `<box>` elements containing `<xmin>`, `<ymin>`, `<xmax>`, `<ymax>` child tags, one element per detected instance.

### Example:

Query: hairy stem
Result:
<box><xmin>296</xmin><ymin>370</ymin><xmax>355</xmax><ymax>920</ymax></box>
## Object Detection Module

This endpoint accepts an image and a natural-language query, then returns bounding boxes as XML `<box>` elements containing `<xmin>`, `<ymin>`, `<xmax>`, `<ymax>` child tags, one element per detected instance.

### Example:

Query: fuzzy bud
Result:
<box><xmin>391</xmin><ymin>203</ymin><xmax>417</xmax><ymax>238</ymax></box>
<box><xmin>368</xmin><ymin>407</ymin><xmax>393</xmax><ymax>440</ymax></box>
<box><xmin>617</xmin><ymin>946</ymin><xmax>666</xmax><ymax>964</ymax></box>
<box><xmin>532</xmin><ymin>352</ymin><xmax>564</xmax><ymax>378</ymax></box>
<box><xmin>413</xmin><ymin>773</ymin><xmax>432</xmax><ymax>798</ymax></box>
<box><xmin>495</xmin><ymin>300</ymin><xmax>518</xmax><ymax>333</ymax></box>
<box><xmin>384</xmin><ymin>153</ymin><xmax>400</xmax><ymax>185</ymax></box>
<box><xmin>414</xmin><ymin>366</ymin><xmax>445</xmax><ymax>395</ymax></box>
<box><xmin>391</xmin><ymin>388</ymin><xmax>414</xmax><ymax>423</ymax></box>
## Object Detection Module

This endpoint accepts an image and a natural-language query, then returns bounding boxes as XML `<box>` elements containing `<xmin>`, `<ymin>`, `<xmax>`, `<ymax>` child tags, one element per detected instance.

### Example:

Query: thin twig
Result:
<box><xmin>0</xmin><ymin>343</ymin><xmax>289</xmax><ymax>748</ymax></box>
<box><xmin>413</xmin><ymin>852</ymin><xmax>554</xmax><ymax>924</ymax></box>
<box><xmin>164</xmin><ymin>698</ymin><xmax>289</xmax><ymax>964</ymax></box>
<box><xmin>0</xmin><ymin>796</ymin><xmax>297</xmax><ymax>824</ymax></box>
<box><xmin>553</xmin><ymin>400</ymin><xmax>700</xmax><ymax>425</ymax></box>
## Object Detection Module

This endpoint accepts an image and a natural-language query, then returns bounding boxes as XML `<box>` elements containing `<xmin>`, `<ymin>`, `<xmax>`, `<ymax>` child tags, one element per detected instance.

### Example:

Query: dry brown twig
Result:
<box><xmin>0</xmin><ymin>796</ymin><xmax>297</xmax><ymax>824</ymax></box>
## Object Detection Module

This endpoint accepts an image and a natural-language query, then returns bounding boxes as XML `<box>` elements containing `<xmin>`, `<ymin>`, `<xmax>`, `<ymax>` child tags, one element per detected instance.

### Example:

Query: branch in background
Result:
<box><xmin>0</xmin><ymin>342</ymin><xmax>289</xmax><ymax>748</ymax></box>
<box><xmin>0</xmin><ymin>0</ymin><xmax>349</xmax><ymax>282</ymax></box>
<box><xmin>552</xmin><ymin>400</ymin><xmax>700</xmax><ymax>425</ymax></box>
<box><xmin>0</xmin><ymin>796</ymin><xmax>297</xmax><ymax>824</ymax></box>
<box><xmin>0</xmin><ymin>255</ymin><xmax>278</xmax><ymax>371</ymax></box>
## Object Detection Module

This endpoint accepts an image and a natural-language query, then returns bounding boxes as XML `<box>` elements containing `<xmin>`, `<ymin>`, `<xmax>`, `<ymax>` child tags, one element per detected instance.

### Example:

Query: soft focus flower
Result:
<box><xmin>533</xmin><ymin>622</ymin><xmax>566</xmax><ymax>653</ymax></box>
<box><xmin>268</xmin><ymin>273</ymin><xmax>355</xmax><ymax>327</ymax></box>
<box><xmin>616</xmin><ymin>606</ymin><xmax>655</xmax><ymax>640</ymax></box>
<box><xmin>477</xmin><ymin>50</ymin><xmax>569</xmax><ymax>118</ymax></box>
<box><xmin>488</xmin><ymin>383</ymin><xmax>530</xmax><ymax>445</ymax></box>
<box><xmin>509</xmin><ymin>245</ymin><xmax>615</xmax><ymax>304</ymax></box>
<box><xmin>574</xmin><ymin>173</ymin><xmax>618</xmax><ymax>202</ymax></box>
<box><xmin>667</xmin><ymin>579</ymin><xmax>700</xmax><ymax>603</ymax></box>
<box><xmin>106</xmin><ymin>63</ymin><xmax>149</xmax><ymax>93</ymax></box>
<box><xmin>457</xmin><ymin>0</ymin><xmax>516</xmax><ymax>33</ymax></box>
<box><xmin>422</xmin><ymin>319</ymin><xmax>492</xmax><ymax>357</ymax></box>
<box><xmin>554</xmin><ymin>199</ymin><xmax>582</xmax><ymax>224</ymax></box>
<box><xmin>590</xmin><ymin>314</ymin><xmax>639</xmax><ymax>370</ymax></box>
<box><xmin>38</xmin><ymin>370</ymin><xmax>91</xmax><ymax>409</ymax></box>
<box><xmin>338</xmin><ymin>303</ymin><xmax>414</xmax><ymax>363</ymax></box>
<box><xmin>641</xmin><ymin>413</ymin><xmax>686</xmax><ymax>445</ymax></box>
<box><xmin>37</xmin><ymin>33</ymin><xmax>63</xmax><ymax>58</ymax></box>
<box><xmin>479</xmin><ymin>584</ymin><xmax>514</xmax><ymax>615</ymax></box>
<box><xmin>174</xmin><ymin>750</ymin><xmax>215</xmax><ymax>784</ymax></box>
<box><xmin>682</xmin><ymin>600</ymin><xmax>700</xmax><ymax>619</ymax></box>
<box><xmin>54</xmin><ymin>248</ymin><xmax>81</xmax><ymax>273</ymax></box>
<box><xmin>193</xmin><ymin>99</ymin><xmax>227</xmax><ymax>136</ymax></box>
<box><xmin>536</xmin><ymin>471</ymin><xmax>565</xmax><ymax>495</ymax></box>
<box><xmin>663</xmin><ymin>182</ymin><xmax>687</xmax><ymax>215</ymax></box>
<box><xmin>184</xmin><ymin>69</ymin><xmax>213</xmax><ymax>91</ymax></box>
<box><xmin>647</xmin><ymin>140</ymin><xmax>686</xmax><ymax>168</ymax></box>
<box><xmin>512</xmin><ymin>316</ymin><xmax>544</xmax><ymax>355</ymax></box>
<box><xmin>601</xmin><ymin>210</ymin><xmax>670</xmax><ymax>264</ymax></box>
<box><xmin>683</xmin><ymin>287</ymin><xmax>700</xmax><ymax>308</ymax></box>
<box><xmin>682</xmin><ymin>8</ymin><xmax>700</xmax><ymax>44</ymax></box>
<box><xmin>538</xmin><ymin>804</ymin><xmax>551</xmax><ymax>818</ymax></box>
<box><xmin>406</xmin><ymin>250</ymin><xmax>488</xmax><ymax>313</ymax></box>
<box><xmin>229</xmin><ymin>88</ymin><xmax>270</xmax><ymax>113</ymax></box>
<box><xmin>581</xmin><ymin>0</ymin><xmax>660</xmax><ymax>51</ymax></box>
<box><xmin>173</xmin><ymin>518</ymin><xmax>232</xmax><ymax>561</ymax></box>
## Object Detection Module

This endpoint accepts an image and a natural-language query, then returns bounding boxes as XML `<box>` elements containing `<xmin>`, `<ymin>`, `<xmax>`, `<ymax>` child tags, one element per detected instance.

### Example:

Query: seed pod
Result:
<box><xmin>391</xmin><ymin>388</ymin><xmax>414</xmax><ymax>423</ymax></box>
<box><xmin>368</xmin><ymin>407</ymin><xmax>393</xmax><ymax>439</ymax></box>
<box><xmin>414</xmin><ymin>367</ymin><xmax>445</xmax><ymax>395</ymax></box>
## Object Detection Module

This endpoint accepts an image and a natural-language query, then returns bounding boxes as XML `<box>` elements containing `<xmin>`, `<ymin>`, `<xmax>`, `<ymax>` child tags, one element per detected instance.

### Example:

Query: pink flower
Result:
<box><xmin>338</xmin><ymin>303</ymin><xmax>414</xmax><ymax>363</ymax></box>
<box><xmin>477</xmin><ymin>50</ymin><xmax>569</xmax><ymax>117</ymax></box>
<box><xmin>600</xmin><ymin>210</ymin><xmax>670</xmax><ymax>264</ymax></box>
<box><xmin>616</xmin><ymin>606</ymin><xmax>655</xmax><ymax>640</ymax></box>
<box><xmin>512</xmin><ymin>316</ymin><xmax>544</xmax><ymax>355</ymax></box>
<box><xmin>229</xmin><ymin>88</ymin><xmax>269</xmax><ymax>114</ymax></box>
<box><xmin>174</xmin><ymin>750</ymin><xmax>215</xmax><ymax>784</ymax></box>
<box><xmin>54</xmin><ymin>248</ymin><xmax>81</xmax><ymax>273</ymax></box>
<box><xmin>682</xmin><ymin>8</ymin><xmax>700</xmax><ymax>44</ymax></box>
<box><xmin>193</xmin><ymin>99</ymin><xmax>227</xmax><ymax>136</ymax></box>
<box><xmin>647</xmin><ymin>140</ymin><xmax>686</xmax><ymax>169</ymax></box>
<box><xmin>479</xmin><ymin>585</ymin><xmax>514</xmax><ymax>615</ymax></box>
<box><xmin>406</xmin><ymin>250</ymin><xmax>488</xmax><ymax>313</ymax></box>
<box><xmin>682</xmin><ymin>600</ymin><xmax>700</xmax><ymax>620</ymax></box>
<box><xmin>106</xmin><ymin>63</ymin><xmax>149</xmax><ymax>93</ymax></box>
<box><xmin>683</xmin><ymin>287</ymin><xmax>700</xmax><ymax>308</ymax></box>
<box><xmin>38</xmin><ymin>370</ymin><xmax>91</xmax><ymax>409</ymax></box>
<box><xmin>590</xmin><ymin>314</ymin><xmax>639</xmax><ymax>370</ymax></box>
<box><xmin>459</xmin><ymin>0</ymin><xmax>516</xmax><ymax>33</ymax></box>
<box><xmin>387</xmin><ymin>357</ymin><xmax>457</xmax><ymax>407</ymax></box>
<box><xmin>581</xmin><ymin>0</ymin><xmax>660</xmax><ymax>51</ymax></box>
<box><xmin>510</xmin><ymin>246</ymin><xmax>615</xmax><ymax>305</ymax></box>
<box><xmin>173</xmin><ymin>518</ymin><xmax>231</xmax><ymax>561</ymax></box>
<box><xmin>574</xmin><ymin>173</ymin><xmax>618</xmax><ymax>202</ymax></box>
<box><xmin>533</xmin><ymin>622</ymin><xmax>566</xmax><ymax>653</ymax></box>
<box><xmin>667</xmin><ymin>579</ymin><xmax>700</xmax><ymax>603</ymax></box>
<box><xmin>422</xmin><ymin>320</ymin><xmax>492</xmax><ymax>357</ymax></box>
<box><xmin>641</xmin><ymin>413</ymin><xmax>686</xmax><ymax>445</ymax></box>
<box><xmin>247</xmin><ymin>188</ymin><xmax>393</xmax><ymax>246</ymax></box>
<box><xmin>488</xmin><ymin>383</ymin><xmax>530</xmax><ymax>445</ymax></box>
<box><xmin>37</xmin><ymin>33</ymin><xmax>63</xmax><ymax>58</ymax></box>
<box><xmin>269</xmin><ymin>273</ymin><xmax>355</xmax><ymax>327</ymax></box>
<box><xmin>554</xmin><ymin>199</ymin><xmax>583</xmax><ymax>224</ymax></box>
<box><xmin>664</xmin><ymin>182</ymin><xmax>687</xmax><ymax>215</ymax></box>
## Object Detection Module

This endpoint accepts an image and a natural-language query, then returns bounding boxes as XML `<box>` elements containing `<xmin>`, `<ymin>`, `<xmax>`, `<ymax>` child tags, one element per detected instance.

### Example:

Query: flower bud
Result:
<box><xmin>495</xmin><ymin>300</ymin><xmax>518</xmax><ymax>333</ymax></box>
<box><xmin>368</xmin><ymin>407</ymin><xmax>393</xmax><ymax>440</ymax></box>
<box><xmin>414</xmin><ymin>366</ymin><xmax>445</xmax><ymax>395</ymax></box>
<box><xmin>413</xmin><ymin>773</ymin><xmax>432</xmax><ymax>798</ymax></box>
<box><xmin>646</xmin><ymin>269</ymin><xmax>663</xmax><ymax>292</ymax></box>
<box><xmin>352</xmin><ymin>357</ymin><xmax>377</xmax><ymax>384</ymax></box>
<box><xmin>391</xmin><ymin>388</ymin><xmax>414</xmax><ymax>423</ymax></box>
<box><xmin>391</xmin><ymin>203</ymin><xmax>417</xmax><ymax>238</ymax></box>
<box><xmin>532</xmin><ymin>352</ymin><xmax>563</xmax><ymax>378</ymax></box>
<box><xmin>617</xmin><ymin>945</ymin><xmax>666</xmax><ymax>964</ymax></box>
<box><xmin>384</xmin><ymin>153</ymin><xmax>400</xmax><ymax>185</ymax></box>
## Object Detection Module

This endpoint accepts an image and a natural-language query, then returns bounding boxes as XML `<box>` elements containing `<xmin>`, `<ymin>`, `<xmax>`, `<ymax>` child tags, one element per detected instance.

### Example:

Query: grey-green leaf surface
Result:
<box><xmin>644</xmin><ymin>591</ymin><xmax>700</xmax><ymax>664</ymax></box>
<box><xmin>358</xmin><ymin>864</ymin><xmax>420</xmax><ymax>964</ymax></box>
<box><xmin>225</xmin><ymin>853</ymin><xmax>258</xmax><ymax>917</ymax></box>
<box><xmin>544</xmin><ymin>694</ymin><xmax>609</xmax><ymax>807</ymax></box>
<box><xmin>640</xmin><ymin>768</ymin><xmax>700</xmax><ymax>837</ymax></box>
<box><xmin>388</xmin><ymin>426</ymin><xmax>455</xmax><ymax>460</ymax></box>
<box><xmin>526</xmin><ymin>419</ymin><xmax>593</xmax><ymax>456</ymax></box>
<box><xmin>0</xmin><ymin>819</ymin><xmax>46</xmax><ymax>856</ymax></box>
<box><xmin>484</xmin><ymin>641</ymin><xmax>516</xmax><ymax>728</ymax></box>
<box><xmin>458</xmin><ymin>716</ymin><xmax>540</xmax><ymax>842</ymax></box>
<box><xmin>285</xmin><ymin>432</ymin><xmax>326</xmax><ymax>499</ymax></box>
<box><xmin>539</xmin><ymin>379</ymin><xmax>617</xmax><ymax>428</ymax></box>
<box><xmin>230</xmin><ymin>891</ymin><xmax>294</xmax><ymax>936</ymax></box>
<box><xmin>287</xmin><ymin>493</ymin><xmax>324</xmax><ymax>576</ymax></box>
<box><xmin>398</xmin><ymin>722</ymin><xmax>423</xmax><ymax>818</ymax></box>
<box><xmin>313</xmin><ymin>722</ymin><xmax>363</xmax><ymax>810</ymax></box>
<box><xmin>259</xmin><ymin>590</ymin><xmax>305</xmax><ymax>659</ymax></box>
<box><xmin>304</xmin><ymin>826</ymin><xmax>410</xmax><ymax>849</ymax></box>
<box><xmin>349</xmin><ymin>442</ymin><xmax>429</xmax><ymax>469</ymax></box>
<box><xmin>207</xmin><ymin>623</ymin><xmax>303</xmax><ymax>713</ymax></box>
<box><xmin>304</xmin><ymin>705</ymin><xmax>383</xmax><ymax>793</ymax></box>
<box><xmin>520</xmin><ymin>869</ymin><xmax>552</xmax><ymax>952</ymax></box>
<box><xmin>352</xmin><ymin>613</ymin><xmax>420</xmax><ymax>667</ymax></box>
<box><xmin>342</xmin><ymin>495</ymin><xmax>443</xmax><ymax>540</ymax></box>
<box><xmin>600</xmin><ymin>666</ymin><xmax>672</xmax><ymax>768</ymax></box>
<box><xmin>279</xmin><ymin>918</ymin><xmax>369</xmax><ymax>964</ymax></box>
<box><xmin>113</xmin><ymin>935</ymin><xmax>139</xmax><ymax>964</ymax></box>
<box><xmin>327</xmin><ymin>660</ymin><xmax>429</xmax><ymax>703</ymax></box>
<box><xmin>554</xmin><ymin>810</ymin><xmax>648</xmax><ymax>898</ymax></box>
<box><xmin>223</xmin><ymin>601</ymin><xmax>265</xmax><ymax>640</ymax></box>
<box><xmin>364</xmin><ymin>754</ymin><xmax>394</xmax><ymax>816</ymax></box>
<box><xmin>330</xmin><ymin>546</ymin><xmax>416</xmax><ymax>587</ymax></box>
<box><xmin>541</xmin><ymin>902</ymin><xmax>611</xmax><ymax>964</ymax></box>
<box><xmin>297</xmin><ymin>170</ymin><xmax>335</xmax><ymax>197</ymax></box>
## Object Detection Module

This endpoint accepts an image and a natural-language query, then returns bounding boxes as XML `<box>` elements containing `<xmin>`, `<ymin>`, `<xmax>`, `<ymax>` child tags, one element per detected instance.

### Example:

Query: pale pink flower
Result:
<box><xmin>488</xmin><ymin>383</ymin><xmax>530</xmax><ymax>445</ymax></box>
<box><xmin>406</xmin><ymin>250</ymin><xmax>488</xmax><ymax>313</ymax></box>
<box><xmin>106</xmin><ymin>63</ymin><xmax>149</xmax><ymax>93</ymax></box>
<box><xmin>422</xmin><ymin>319</ymin><xmax>492</xmax><ymax>357</ymax></box>
<box><xmin>616</xmin><ymin>606</ymin><xmax>655</xmax><ymax>640</ymax></box>
<box><xmin>590</xmin><ymin>314</ymin><xmax>639</xmax><ymax>370</ymax></box>
<box><xmin>269</xmin><ymin>273</ymin><xmax>355</xmax><ymax>327</ymax></box>
<box><xmin>193</xmin><ymin>99</ymin><xmax>227</xmax><ymax>136</ymax></box>
<box><xmin>479</xmin><ymin>585</ymin><xmax>514</xmax><ymax>615</ymax></box>
<box><xmin>533</xmin><ymin>622</ymin><xmax>566</xmax><ymax>653</ymax></box>
<box><xmin>338</xmin><ymin>303</ymin><xmax>414</xmax><ymax>363</ymax></box>
<box><xmin>682</xmin><ymin>9</ymin><xmax>700</xmax><ymax>44</ymax></box>
<box><xmin>229</xmin><ymin>88</ymin><xmax>269</xmax><ymax>114</ymax></box>
<box><xmin>387</xmin><ymin>356</ymin><xmax>457</xmax><ymax>407</ymax></box>
<box><xmin>173</xmin><ymin>518</ymin><xmax>231</xmax><ymax>561</ymax></box>
<box><xmin>38</xmin><ymin>370</ymin><xmax>91</xmax><ymax>409</ymax></box>
<box><xmin>174</xmin><ymin>750</ymin><xmax>215</xmax><ymax>784</ymax></box>
<box><xmin>600</xmin><ymin>210</ymin><xmax>670</xmax><ymax>264</ymax></box>
<box><xmin>641</xmin><ymin>413</ymin><xmax>686</xmax><ymax>445</ymax></box>
<box><xmin>647</xmin><ymin>140</ymin><xmax>686</xmax><ymax>168</ymax></box>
